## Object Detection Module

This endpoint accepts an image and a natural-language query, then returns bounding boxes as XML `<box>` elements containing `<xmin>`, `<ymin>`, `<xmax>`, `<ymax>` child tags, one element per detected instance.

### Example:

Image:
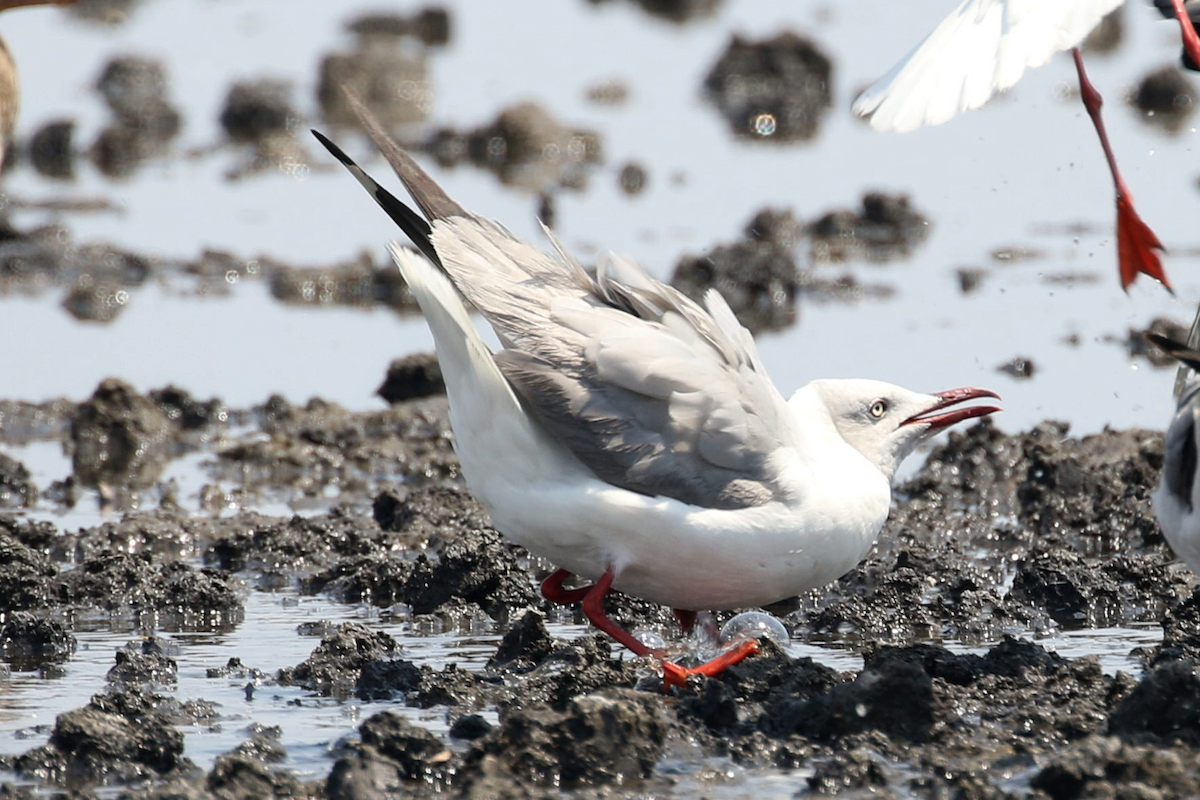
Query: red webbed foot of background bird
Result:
<box><xmin>1115</xmin><ymin>192</ymin><xmax>1170</xmax><ymax>293</ymax></box>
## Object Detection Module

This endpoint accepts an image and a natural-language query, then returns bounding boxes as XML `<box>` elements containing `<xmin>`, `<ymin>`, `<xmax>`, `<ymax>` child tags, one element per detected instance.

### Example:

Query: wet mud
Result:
<box><xmin>1</xmin><ymin>372</ymin><xmax>1198</xmax><ymax>797</ymax></box>
<box><xmin>704</xmin><ymin>31</ymin><xmax>833</xmax><ymax>142</ymax></box>
<box><xmin>1132</xmin><ymin>65</ymin><xmax>1196</xmax><ymax>133</ymax></box>
<box><xmin>424</xmin><ymin>101</ymin><xmax>603</xmax><ymax>194</ymax></box>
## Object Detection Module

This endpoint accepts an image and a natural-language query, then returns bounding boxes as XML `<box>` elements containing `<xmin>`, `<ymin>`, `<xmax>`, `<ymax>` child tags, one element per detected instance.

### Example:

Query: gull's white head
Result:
<box><xmin>805</xmin><ymin>379</ymin><xmax>1001</xmax><ymax>480</ymax></box>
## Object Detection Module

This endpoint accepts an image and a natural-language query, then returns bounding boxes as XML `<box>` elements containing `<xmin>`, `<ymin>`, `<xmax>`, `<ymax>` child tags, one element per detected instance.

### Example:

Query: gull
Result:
<box><xmin>852</xmin><ymin>0</ymin><xmax>1200</xmax><ymax>293</ymax></box>
<box><xmin>313</xmin><ymin>95</ymin><xmax>1001</xmax><ymax>687</ymax></box>
<box><xmin>1148</xmin><ymin>322</ymin><xmax>1200</xmax><ymax>573</ymax></box>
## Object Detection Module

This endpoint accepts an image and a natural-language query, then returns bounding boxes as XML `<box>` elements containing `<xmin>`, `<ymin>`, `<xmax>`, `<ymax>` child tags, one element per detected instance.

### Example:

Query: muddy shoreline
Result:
<box><xmin>1</xmin><ymin>376</ymin><xmax>1198</xmax><ymax>799</ymax></box>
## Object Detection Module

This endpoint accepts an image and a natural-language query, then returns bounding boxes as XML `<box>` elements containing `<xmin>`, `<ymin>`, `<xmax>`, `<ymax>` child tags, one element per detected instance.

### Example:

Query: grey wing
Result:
<box><xmin>432</xmin><ymin>218</ymin><xmax>801</xmax><ymax>510</ymax></box>
<box><xmin>337</xmin><ymin>92</ymin><xmax>802</xmax><ymax>510</ymax></box>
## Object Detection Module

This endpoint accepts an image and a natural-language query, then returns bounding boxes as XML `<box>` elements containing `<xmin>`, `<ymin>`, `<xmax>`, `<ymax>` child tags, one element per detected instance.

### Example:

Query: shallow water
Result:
<box><xmin>0</xmin><ymin>0</ymin><xmax>1196</xmax><ymax>790</ymax></box>
<box><xmin>0</xmin><ymin>588</ymin><xmax>1163</xmax><ymax>781</ymax></box>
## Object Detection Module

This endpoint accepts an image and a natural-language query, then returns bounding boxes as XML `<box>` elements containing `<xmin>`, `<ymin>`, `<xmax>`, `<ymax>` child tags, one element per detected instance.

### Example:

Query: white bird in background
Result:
<box><xmin>853</xmin><ymin>0</ymin><xmax>1200</xmax><ymax>294</ymax></box>
<box><xmin>313</xmin><ymin>93</ymin><xmax>1001</xmax><ymax>688</ymax></box>
<box><xmin>1149</xmin><ymin>322</ymin><xmax>1200</xmax><ymax>575</ymax></box>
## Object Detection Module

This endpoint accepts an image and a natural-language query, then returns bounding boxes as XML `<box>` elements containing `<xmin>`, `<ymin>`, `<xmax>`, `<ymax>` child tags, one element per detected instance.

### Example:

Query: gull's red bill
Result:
<box><xmin>903</xmin><ymin>387</ymin><xmax>1002</xmax><ymax>431</ymax></box>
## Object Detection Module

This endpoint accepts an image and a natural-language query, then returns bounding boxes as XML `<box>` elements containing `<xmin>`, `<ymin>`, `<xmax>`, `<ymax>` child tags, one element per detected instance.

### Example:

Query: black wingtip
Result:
<box><xmin>311</xmin><ymin>129</ymin><xmax>348</xmax><ymax>162</ymax></box>
<box><xmin>311</xmin><ymin>128</ymin><xmax>442</xmax><ymax>268</ymax></box>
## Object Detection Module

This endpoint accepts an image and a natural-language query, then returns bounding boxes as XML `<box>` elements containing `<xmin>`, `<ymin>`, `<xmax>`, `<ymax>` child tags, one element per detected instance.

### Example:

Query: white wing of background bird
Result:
<box><xmin>853</xmin><ymin>0</ymin><xmax>1125</xmax><ymax>132</ymax></box>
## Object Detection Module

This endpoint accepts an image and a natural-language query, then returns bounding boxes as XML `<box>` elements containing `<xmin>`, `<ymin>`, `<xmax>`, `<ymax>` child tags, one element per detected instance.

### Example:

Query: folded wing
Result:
<box><xmin>322</xmin><ymin>92</ymin><xmax>805</xmax><ymax>510</ymax></box>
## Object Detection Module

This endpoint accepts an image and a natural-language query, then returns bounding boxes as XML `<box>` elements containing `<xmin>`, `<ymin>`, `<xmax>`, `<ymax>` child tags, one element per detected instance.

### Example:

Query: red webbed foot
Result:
<box><xmin>661</xmin><ymin>637</ymin><xmax>760</xmax><ymax>690</ymax></box>
<box><xmin>1115</xmin><ymin>192</ymin><xmax>1170</xmax><ymax>293</ymax></box>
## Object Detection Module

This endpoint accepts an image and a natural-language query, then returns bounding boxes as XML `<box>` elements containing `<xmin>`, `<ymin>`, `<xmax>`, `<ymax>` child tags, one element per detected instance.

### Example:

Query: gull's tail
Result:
<box><xmin>386</xmin><ymin>242</ymin><xmax>566</xmax><ymax>489</ymax></box>
<box><xmin>313</xmin><ymin>114</ymin><xmax>547</xmax><ymax>479</ymax></box>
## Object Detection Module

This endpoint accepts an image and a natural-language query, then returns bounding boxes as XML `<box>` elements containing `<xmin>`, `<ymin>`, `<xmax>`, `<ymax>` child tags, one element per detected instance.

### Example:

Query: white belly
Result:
<box><xmin>471</xmin><ymin>459</ymin><xmax>891</xmax><ymax>611</ymax></box>
<box><xmin>444</xmin><ymin>355</ymin><xmax>892</xmax><ymax>612</ymax></box>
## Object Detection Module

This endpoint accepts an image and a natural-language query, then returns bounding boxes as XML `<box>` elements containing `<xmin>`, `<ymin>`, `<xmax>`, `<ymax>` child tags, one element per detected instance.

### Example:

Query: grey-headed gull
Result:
<box><xmin>1149</xmin><ymin>326</ymin><xmax>1200</xmax><ymax>573</ymax></box>
<box><xmin>313</xmin><ymin>95</ymin><xmax>1001</xmax><ymax>687</ymax></box>
<box><xmin>853</xmin><ymin>0</ymin><xmax>1200</xmax><ymax>293</ymax></box>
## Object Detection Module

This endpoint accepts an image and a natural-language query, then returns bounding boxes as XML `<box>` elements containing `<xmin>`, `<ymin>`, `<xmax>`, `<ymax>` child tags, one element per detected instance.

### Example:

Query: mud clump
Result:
<box><xmin>345</xmin><ymin>8</ymin><xmax>451</xmax><ymax>46</ymax></box>
<box><xmin>221</xmin><ymin>78</ymin><xmax>296</xmax><ymax>144</ymax></box>
<box><xmin>91</xmin><ymin>56</ymin><xmax>181</xmax><ymax>177</ymax></box>
<box><xmin>318</xmin><ymin>10</ymin><xmax>444</xmax><ymax>130</ymax></box>
<box><xmin>28</xmin><ymin>119</ymin><xmax>75</xmax><ymax>180</ymax></box>
<box><xmin>617</xmin><ymin>161</ymin><xmax>648</xmax><ymax>195</ymax></box>
<box><xmin>449</xmin><ymin>714</ymin><xmax>493</xmax><ymax>741</ymax></box>
<box><xmin>0</xmin><ymin>612</ymin><xmax>75</xmax><ymax>670</ymax></box>
<box><xmin>586</xmin><ymin>0</ymin><xmax>722</xmax><ymax>23</ymax></box>
<box><xmin>487</xmin><ymin>610</ymin><xmax>555</xmax><ymax>673</ymax></box>
<box><xmin>325</xmin><ymin>712</ymin><xmax>452</xmax><ymax>799</ymax></box>
<box><xmin>0</xmin><ymin>219</ymin><xmax>154</xmax><ymax>313</ymax></box>
<box><xmin>671</xmin><ymin>208</ymin><xmax>800</xmax><ymax>333</ymax></box>
<box><xmin>67</xmin><ymin>0</ymin><xmax>140</xmax><ymax>26</ymax></box>
<box><xmin>212</xmin><ymin>395</ymin><xmax>459</xmax><ymax>506</ymax></box>
<box><xmin>1032</xmin><ymin>736</ymin><xmax>1200</xmax><ymax>798</ymax></box>
<box><xmin>69</xmin><ymin>378</ymin><xmax>173</xmax><ymax>502</ymax></box>
<box><xmin>107</xmin><ymin>638</ymin><xmax>179</xmax><ymax>687</ymax></box>
<box><xmin>807</xmin><ymin>191</ymin><xmax>930</xmax><ymax>262</ymax></box>
<box><xmin>0</xmin><ymin>528</ymin><xmax>62</xmax><ymax>612</ymax></box>
<box><xmin>306</xmin><ymin>502</ymin><xmax>536</xmax><ymax>617</ymax></box>
<box><xmin>149</xmin><ymin>384</ymin><xmax>227</xmax><ymax>434</ymax></box>
<box><xmin>671</xmin><ymin>205</ymin><xmax>895</xmax><ymax>330</ymax></box>
<box><xmin>1133</xmin><ymin>65</ymin><xmax>1196</xmax><ymax>133</ymax></box>
<box><xmin>7</xmin><ymin>687</ymin><xmax>192</xmax><ymax>787</ymax></box>
<box><xmin>219</xmin><ymin>77</ymin><xmax>308</xmax><ymax>179</ymax></box>
<box><xmin>103</xmin><ymin>725</ymin><xmax>302</xmax><ymax>800</ymax></box>
<box><xmin>0</xmin><ymin>451</ymin><xmax>37</xmax><ymax>507</ymax></box>
<box><xmin>266</xmin><ymin>250</ymin><xmax>417</xmax><ymax>311</ymax></box>
<box><xmin>1109</xmin><ymin>658</ymin><xmax>1200</xmax><ymax>743</ymax></box>
<box><xmin>996</xmin><ymin>355</ymin><xmax>1037</xmax><ymax>379</ymax></box>
<box><xmin>464</xmin><ymin>689</ymin><xmax>671</xmax><ymax>790</ymax></box>
<box><xmin>356</xmin><ymin>711</ymin><xmax>447</xmax><ymax>779</ymax></box>
<box><xmin>61</xmin><ymin>274</ymin><xmax>131</xmax><ymax>322</ymax></box>
<box><xmin>585</xmin><ymin>78</ymin><xmax>629</xmax><ymax>106</ymax></box>
<box><xmin>278</xmin><ymin>622</ymin><xmax>412</xmax><ymax>698</ymax></box>
<box><xmin>58</xmin><ymin>551</ymin><xmax>242</xmax><ymax>616</ymax></box>
<box><xmin>206</xmin><ymin>510</ymin><xmax>382</xmax><ymax>578</ymax></box>
<box><xmin>426</xmin><ymin>101</ymin><xmax>602</xmax><ymax>193</ymax></box>
<box><xmin>703</xmin><ymin>31</ymin><xmax>832</xmax><ymax>141</ymax></box>
<box><xmin>377</xmin><ymin>352</ymin><xmax>445</xmax><ymax>404</ymax></box>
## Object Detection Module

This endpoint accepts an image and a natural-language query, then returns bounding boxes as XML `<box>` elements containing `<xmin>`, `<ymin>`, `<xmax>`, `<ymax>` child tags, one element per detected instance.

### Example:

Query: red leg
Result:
<box><xmin>1071</xmin><ymin>49</ymin><xmax>1170</xmax><ymax>293</ymax></box>
<box><xmin>579</xmin><ymin>571</ymin><xmax>758</xmax><ymax>690</ymax></box>
<box><xmin>541</xmin><ymin>568</ymin><xmax>591</xmax><ymax>605</ymax></box>
<box><xmin>1168</xmin><ymin>0</ymin><xmax>1200</xmax><ymax>70</ymax></box>
<box><xmin>580</xmin><ymin>568</ymin><xmax>659</xmax><ymax>657</ymax></box>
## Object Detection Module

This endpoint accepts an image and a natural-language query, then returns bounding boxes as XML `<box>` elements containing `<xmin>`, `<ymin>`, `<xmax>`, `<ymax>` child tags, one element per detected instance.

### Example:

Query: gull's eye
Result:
<box><xmin>869</xmin><ymin>399</ymin><xmax>888</xmax><ymax>418</ymax></box>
